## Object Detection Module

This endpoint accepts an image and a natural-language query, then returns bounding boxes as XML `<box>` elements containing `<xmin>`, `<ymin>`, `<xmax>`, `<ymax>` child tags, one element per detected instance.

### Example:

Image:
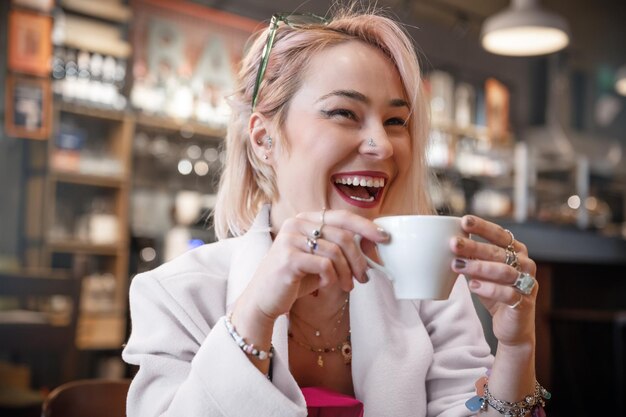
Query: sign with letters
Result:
<box><xmin>130</xmin><ymin>0</ymin><xmax>257</xmax><ymax>127</ymax></box>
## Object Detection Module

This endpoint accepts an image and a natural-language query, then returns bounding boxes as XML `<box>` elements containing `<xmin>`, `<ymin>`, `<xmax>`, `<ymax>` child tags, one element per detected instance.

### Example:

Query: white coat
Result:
<box><xmin>123</xmin><ymin>205</ymin><xmax>493</xmax><ymax>416</ymax></box>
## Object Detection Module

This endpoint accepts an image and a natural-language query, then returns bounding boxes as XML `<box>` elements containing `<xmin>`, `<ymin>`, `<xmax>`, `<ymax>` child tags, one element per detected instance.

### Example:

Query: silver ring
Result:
<box><xmin>504</xmin><ymin>248</ymin><xmax>520</xmax><ymax>270</ymax></box>
<box><xmin>311</xmin><ymin>229</ymin><xmax>322</xmax><ymax>238</ymax></box>
<box><xmin>317</xmin><ymin>207</ymin><xmax>327</xmax><ymax>237</ymax></box>
<box><xmin>306</xmin><ymin>236</ymin><xmax>318</xmax><ymax>253</ymax></box>
<box><xmin>504</xmin><ymin>229</ymin><xmax>515</xmax><ymax>250</ymax></box>
<box><xmin>507</xmin><ymin>294</ymin><xmax>523</xmax><ymax>309</ymax></box>
<box><xmin>512</xmin><ymin>271</ymin><xmax>536</xmax><ymax>295</ymax></box>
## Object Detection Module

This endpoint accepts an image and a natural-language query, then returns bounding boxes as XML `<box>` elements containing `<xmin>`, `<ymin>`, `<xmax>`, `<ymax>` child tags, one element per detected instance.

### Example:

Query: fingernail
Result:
<box><xmin>455</xmin><ymin>237</ymin><xmax>464</xmax><ymax>249</ymax></box>
<box><xmin>363</xmin><ymin>267</ymin><xmax>372</xmax><ymax>282</ymax></box>
<box><xmin>469</xmin><ymin>279</ymin><xmax>481</xmax><ymax>289</ymax></box>
<box><xmin>377</xmin><ymin>227</ymin><xmax>390</xmax><ymax>240</ymax></box>
<box><xmin>465</xmin><ymin>216</ymin><xmax>475</xmax><ymax>227</ymax></box>
<box><xmin>454</xmin><ymin>258</ymin><xmax>466</xmax><ymax>269</ymax></box>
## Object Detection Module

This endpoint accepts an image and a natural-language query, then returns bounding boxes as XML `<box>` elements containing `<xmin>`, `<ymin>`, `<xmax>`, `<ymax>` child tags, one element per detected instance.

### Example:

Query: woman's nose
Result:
<box><xmin>359</xmin><ymin>130</ymin><xmax>394</xmax><ymax>159</ymax></box>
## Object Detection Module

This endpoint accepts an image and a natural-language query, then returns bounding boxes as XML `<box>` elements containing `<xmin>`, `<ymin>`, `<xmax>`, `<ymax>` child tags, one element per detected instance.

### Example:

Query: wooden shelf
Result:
<box><xmin>61</xmin><ymin>0</ymin><xmax>132</xmax><ymax>23</ymax></box>
<box><xmin>51</xmin><ymin>170</ymin><xmax>126</xmax><ymax>188</ymax></box>
<box><xmin>135</xmin><ymin>113</ymin><xmax>226</xmax><ymax>139</ymax></box>
<box><xmin>57</xmin><ymin>101</ymin><xmax>129</xmax><ymax>122</ymax></box>
<box><xmin>48</xmin><ymin>240</ymin><xmax>123</xmax><ymax>256</ymax></box>
<box><xmin>431</xmin><ymin>121</ymin><xmax>514</xmax><ymax>144</ymax></box>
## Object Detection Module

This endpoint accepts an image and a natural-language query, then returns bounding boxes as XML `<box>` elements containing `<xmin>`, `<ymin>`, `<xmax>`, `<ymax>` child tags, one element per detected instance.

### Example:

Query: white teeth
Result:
<box><xmin>334</xmin><ymin>175</ymin><xmax>386</xmax><ymax>188</ymax></box>
<box><xmin>350</xmin><ymin>195</ymin><xmax>375</xmax><ymax>202</ymax></box>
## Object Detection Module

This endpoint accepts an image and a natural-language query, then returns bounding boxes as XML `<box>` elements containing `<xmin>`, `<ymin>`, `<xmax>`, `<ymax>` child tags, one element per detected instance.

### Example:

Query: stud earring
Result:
<box><xmin>267</xmin><ymin>136</ymin><xmax>273</xmax><ymax>150</ymax></box>
<box><xmin>256</xmin><ymin>139</ymin><xmax>262</xmax><ymax>145</ymax></box>
<box><xmin>367</xmin><ymin>138</ymin><xmax>376</xmax><ymax>147</ymax></box>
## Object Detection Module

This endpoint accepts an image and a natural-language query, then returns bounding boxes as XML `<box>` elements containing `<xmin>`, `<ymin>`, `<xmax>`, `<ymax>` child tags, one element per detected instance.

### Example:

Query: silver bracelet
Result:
<box><xmin>224</xmin><ymin>313</ymin><xmax>274</xmax><ymax>360</ymax></box>
<box><xmin>481</xmin><ymin>381</ymin><xmax>551</xmax><ymax>416</ymax></box>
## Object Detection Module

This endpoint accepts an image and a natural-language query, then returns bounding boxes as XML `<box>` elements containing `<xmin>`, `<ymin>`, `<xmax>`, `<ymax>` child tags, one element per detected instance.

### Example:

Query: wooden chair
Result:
<box><xmin>41</xmin><ymin>378</ymin><xmax>131</xmax><ymax>417</ymax></box>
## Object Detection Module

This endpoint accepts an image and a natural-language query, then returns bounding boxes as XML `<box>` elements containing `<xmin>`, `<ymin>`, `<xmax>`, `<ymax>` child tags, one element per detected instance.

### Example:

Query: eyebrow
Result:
<box><xmin>316</xmin><ymin>89</ymin><xmax>409</xmax><ymax>109</ymax></box>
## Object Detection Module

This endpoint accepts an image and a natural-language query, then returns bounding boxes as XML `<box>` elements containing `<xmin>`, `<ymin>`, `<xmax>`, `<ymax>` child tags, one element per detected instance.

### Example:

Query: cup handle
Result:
<box><xmin>354</xmin><ymin>235</ymin><xmax>393</xmax><ymax>282</ymax></box>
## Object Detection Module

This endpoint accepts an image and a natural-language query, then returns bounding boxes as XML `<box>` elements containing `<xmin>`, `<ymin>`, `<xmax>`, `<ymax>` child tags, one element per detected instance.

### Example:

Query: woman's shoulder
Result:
<box><xmin>151</xmin><ymin>238</ymin><xmax>238</xmax><ymax>279</ymax></box>
<box><xmin>127</xmin><ymin>237</ymin><xmax>246</xmax><ymax>333</ymax></box>
<box><xmin>130</xmin><ymin>237</ymin><xmax>249</xmax><ymax>303</ymax></box>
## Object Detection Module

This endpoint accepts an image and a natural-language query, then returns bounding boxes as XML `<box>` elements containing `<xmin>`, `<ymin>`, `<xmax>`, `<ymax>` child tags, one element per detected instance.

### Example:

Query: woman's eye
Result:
<box><xmin>386</xmin><ymin>117</ymin><xmax>407</xmax><ymax>126</ymax></box>
<box><xmin>323</xmin><ymin>109</ymin><xmax>358</xmax><ymax>120</ymax></box>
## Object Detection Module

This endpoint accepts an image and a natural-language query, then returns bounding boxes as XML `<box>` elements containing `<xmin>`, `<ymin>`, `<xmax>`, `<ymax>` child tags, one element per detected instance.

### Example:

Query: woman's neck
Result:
<box><xmin>290</xmin><ymin>284</ymin><xmax>349</xmax><ymax>324</ymax></box>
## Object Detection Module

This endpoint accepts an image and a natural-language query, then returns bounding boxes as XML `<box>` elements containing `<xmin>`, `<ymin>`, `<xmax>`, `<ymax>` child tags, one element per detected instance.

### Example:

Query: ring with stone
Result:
<box><xmin>507</xmin><ymin>294</ymin><xmax>523</xmax><ymax>309</ymax></box>
<box><xmin>306</xmin><ymin>236</ymin><xmax>318</xmax><ymax>253</ymax></box>
<box><xmin>512</xmin><ymin>271</ymin><xmax>536</xmax><ymax>295</ymax></box>
<box><xmin>504</xmin><ymin>248</ymin><xmax>520</xmax><ymax>270</ymax></box>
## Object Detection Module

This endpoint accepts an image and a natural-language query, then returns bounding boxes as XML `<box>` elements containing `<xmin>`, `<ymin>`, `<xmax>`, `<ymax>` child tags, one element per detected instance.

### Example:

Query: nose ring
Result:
<box><xmin>367</xmin><ymin>138</ymin><xmax>376</xmax><ymax>147</ymax></box>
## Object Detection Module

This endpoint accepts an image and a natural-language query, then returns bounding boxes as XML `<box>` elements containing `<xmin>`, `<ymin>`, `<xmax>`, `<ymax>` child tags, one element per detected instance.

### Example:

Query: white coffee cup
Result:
<box><xmin>362</xmin><ymin>215</ymin><xmax>464</xmax><ymax>300</ymax></box>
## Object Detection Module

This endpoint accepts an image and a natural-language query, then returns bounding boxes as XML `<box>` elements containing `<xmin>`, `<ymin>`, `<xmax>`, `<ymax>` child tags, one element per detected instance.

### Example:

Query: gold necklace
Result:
<box><xmin>288</xmin><ymin>297</ymin><xmax>351</xmax><ymax>368</ymax></box>
<box><xmin>288</xmin><ymin>330</ymin><xmax>352</xmax><ymax>368</ymax></box>
<box><xmin>289</xmin><ymin>296</ymin><xmax>349</xmax><ymax>340</ymax></box>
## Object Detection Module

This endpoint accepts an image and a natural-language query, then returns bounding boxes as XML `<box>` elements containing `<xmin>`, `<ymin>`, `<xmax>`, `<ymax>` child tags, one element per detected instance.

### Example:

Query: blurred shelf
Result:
<box><xmin>61</xmin><ymin>0</ymin><xmax>132</xmax><ymax>23</ymax></box>
<box><xmin>57</xmin><ymin>101</ymin><xmax>130</xmax><ymax>122</ymax></box>
<box><xmin>135</xmin><ymin>113</ymin><xmax>226</xmax><ymax>139</ymax></box>
<box><xmin>431</xmin><ymin>121</ymin><xmax>514</xmax><ymax>144</ymax></box>
<box><xmin>51</xmin><ymin>170</ymin><xmax>126</xmax><ymax>188</ymax></box>
<box><xmin>48</xmin><ymin>240</ymin><xmax>123</xmax><ymax>256</ymax></box>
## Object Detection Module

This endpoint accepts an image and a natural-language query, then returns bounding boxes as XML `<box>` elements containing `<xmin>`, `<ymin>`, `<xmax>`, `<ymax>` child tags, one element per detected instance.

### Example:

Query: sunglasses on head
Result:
<box><xmin>251</xmin><ymin>13</ymin><xmax>330</xmax><ymax>111</ymax></box>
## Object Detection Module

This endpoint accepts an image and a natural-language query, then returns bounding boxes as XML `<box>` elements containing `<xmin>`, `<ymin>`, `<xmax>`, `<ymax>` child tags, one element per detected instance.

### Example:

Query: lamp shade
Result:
<box><xmin>481</xmin><ymin>0</ymin><xmax>570</xmax><ymax>56</ymax></box>
<box><xmin>616</xmin><ymin>65</ymin><xmax>626</xmax><ymax>96</ymax></box>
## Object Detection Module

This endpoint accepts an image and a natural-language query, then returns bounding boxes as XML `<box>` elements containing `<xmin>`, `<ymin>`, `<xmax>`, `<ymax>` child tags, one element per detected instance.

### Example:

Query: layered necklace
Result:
<box><xmin>288</xmin><ymin>296</ymin><xmax>352</xmax><ymax>368</ymax></box>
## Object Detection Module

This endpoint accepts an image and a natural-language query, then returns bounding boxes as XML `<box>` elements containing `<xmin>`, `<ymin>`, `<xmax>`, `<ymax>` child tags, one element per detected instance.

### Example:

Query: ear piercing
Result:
<box><xmin>258</xmin><ymin>136</ymin><xmax>272</xmax><ymax>160</ymax></box>
<box><xmin>367</xmin><ymin>138</ymin><xmax>376</xmax><ymax>147</ymax></box>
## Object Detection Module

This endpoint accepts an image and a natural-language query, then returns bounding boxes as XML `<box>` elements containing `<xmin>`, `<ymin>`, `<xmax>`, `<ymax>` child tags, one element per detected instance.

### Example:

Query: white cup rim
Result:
<box><xmin>375</xmin><ymin>214</ymin><xmax>461</xmax><ymax>221</ymax></box>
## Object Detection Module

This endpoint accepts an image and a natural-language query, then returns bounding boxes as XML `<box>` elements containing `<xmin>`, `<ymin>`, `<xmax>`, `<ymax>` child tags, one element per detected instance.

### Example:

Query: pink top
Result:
<box><xmin>301</xmin><ymin>387</ymin><xmax>364</xmax><ymax>417</ymax></box>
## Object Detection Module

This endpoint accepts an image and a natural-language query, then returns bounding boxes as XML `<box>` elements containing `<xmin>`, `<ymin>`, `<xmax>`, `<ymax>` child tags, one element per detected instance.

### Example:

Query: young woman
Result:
<box><xmin>123</xmin><ymin>7</ymin><xmax>545</xmax><ymax>417</ymax></box>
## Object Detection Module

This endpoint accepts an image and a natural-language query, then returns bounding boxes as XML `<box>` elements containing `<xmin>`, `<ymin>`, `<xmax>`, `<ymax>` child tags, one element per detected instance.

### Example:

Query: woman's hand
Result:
<box><xmin>235</xmin><ymin>209</ymin><xmax>389</xmax><ymax>325</ymax></box>
<box><xmin>450</xmin><ymin>215</ymin><xmax>538</xmax><ymax>347</ymax></box>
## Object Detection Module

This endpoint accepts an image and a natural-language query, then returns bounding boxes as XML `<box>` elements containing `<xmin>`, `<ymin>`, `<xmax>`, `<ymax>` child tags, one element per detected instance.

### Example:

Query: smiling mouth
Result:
<box><xmin>332</xmin><ymin>174</ymin><xmax>386</xmax><ymax>204</ymax></box>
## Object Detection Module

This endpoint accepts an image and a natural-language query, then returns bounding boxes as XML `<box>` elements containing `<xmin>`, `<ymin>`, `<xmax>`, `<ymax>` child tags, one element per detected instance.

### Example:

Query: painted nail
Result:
<box><xmin>363</xmin><ymin>267</ymin><xmax>373</xmax><ymax>282</ymax></box>
<box><xmin>377</xmin><ymin>227</ymin><xmax>390</xmax><ymax>240</ymax></box>
<box><xmin>465</xmin><ymin>216</ymin><xmax>476</xmax><ymax>227</ymax></box>
<box><xmin>454</xmin><ymin>258</ymin><xmax>466</xmax><ymax>269</ymax></box>
<box><xmin>456</xmin><ymin>237</ymin><xmax>464</xmax><ymax>249</ymax></box>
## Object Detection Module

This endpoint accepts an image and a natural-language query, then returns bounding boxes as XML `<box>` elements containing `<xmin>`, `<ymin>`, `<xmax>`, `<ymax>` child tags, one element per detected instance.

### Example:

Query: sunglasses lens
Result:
<box><xmin>285</xmin><ymin>14</ymin><xmax>328</xmax><ymax>27</ymax></box>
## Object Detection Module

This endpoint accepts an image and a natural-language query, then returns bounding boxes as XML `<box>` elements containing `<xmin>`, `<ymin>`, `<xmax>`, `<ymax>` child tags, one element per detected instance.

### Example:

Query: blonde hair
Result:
<box><xmin>214</xmin><ymin>6</ymin><xmax>432</xmax><ymax>239</ymax></box>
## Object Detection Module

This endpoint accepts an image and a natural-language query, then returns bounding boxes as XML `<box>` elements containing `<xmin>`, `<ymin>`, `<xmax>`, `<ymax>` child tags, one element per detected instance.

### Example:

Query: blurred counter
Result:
<box><xmin>499</xmin><ymin>221</ymin><xmax>626</xmax><ymax>265</ymax></box>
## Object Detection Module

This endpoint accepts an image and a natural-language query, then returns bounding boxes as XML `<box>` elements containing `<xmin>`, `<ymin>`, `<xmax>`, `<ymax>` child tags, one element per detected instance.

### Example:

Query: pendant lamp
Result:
<box><xmin>616</xmin><ymin>65</ymin><xmax>626</xmax><ymax>96</ymax></box>
<box><xmin>481</xmin><ymin>0</ymin><xmax>570</xmax><ymax>56</ymax></box>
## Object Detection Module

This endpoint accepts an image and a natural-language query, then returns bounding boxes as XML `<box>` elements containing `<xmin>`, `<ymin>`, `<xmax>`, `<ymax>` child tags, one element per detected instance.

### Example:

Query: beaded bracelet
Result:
<box><xmin>465</xmin><ymin>375</ymin><xmax>551</xmax><ymax>417</ymax></box>
<box><xmin>483</xmin><ymin>381</ymin><xmax>550</xmax><ymax>416</ymax></box>
<box><xmin>224</xmin><ymin>313</ymin><xmax>274</xmax><ymax>361</ymax></box>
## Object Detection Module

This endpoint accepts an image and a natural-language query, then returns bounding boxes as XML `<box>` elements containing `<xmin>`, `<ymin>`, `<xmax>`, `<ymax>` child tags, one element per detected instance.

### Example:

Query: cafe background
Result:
<box><xmin>0</xmin><ymin>0</ymin><xmax>624</xmax><ymax>416</ymax></box>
